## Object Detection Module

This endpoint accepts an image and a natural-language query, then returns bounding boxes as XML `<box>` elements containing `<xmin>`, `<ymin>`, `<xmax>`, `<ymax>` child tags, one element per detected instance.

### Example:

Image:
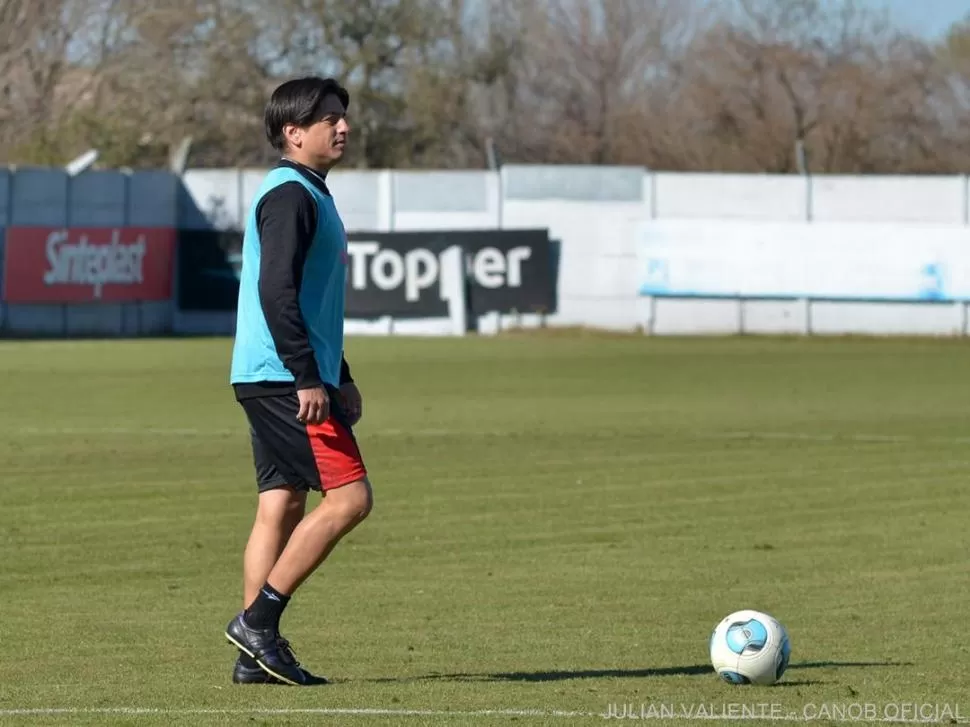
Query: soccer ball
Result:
<box><xmin>709</xmin><ymin>609</ymin><xmax>791</xmax><ymax>686</ymax></box>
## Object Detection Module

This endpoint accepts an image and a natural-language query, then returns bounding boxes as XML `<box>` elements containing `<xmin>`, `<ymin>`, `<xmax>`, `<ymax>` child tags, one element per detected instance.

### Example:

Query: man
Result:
<box><xmin>225</xmin><ymin>76</ymin><xmax>373</xmax><ymax>687</ymax></box>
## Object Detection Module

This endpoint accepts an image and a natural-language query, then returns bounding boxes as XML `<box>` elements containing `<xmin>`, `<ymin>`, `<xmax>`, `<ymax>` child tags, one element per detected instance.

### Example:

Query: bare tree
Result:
<box><xmin>0</xmin><ymin>0</ymin><xmax>100</xmax><ymax>162</ymax></box>
<box><xmin>0</xmin><ymin>0</ymin><xmax>967</xmax><ymax>172</ymax></box>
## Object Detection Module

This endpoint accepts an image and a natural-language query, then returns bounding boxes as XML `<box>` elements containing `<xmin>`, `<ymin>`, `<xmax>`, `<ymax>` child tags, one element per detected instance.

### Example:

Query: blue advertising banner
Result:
<box><xmin>637</xmin><ymin>220</ymin><xmax>970</xmax><ymax>302</ymax></box>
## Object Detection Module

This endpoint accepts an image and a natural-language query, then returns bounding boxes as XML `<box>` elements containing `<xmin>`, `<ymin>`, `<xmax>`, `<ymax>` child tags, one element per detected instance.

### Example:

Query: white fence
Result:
<box><xmin>2</xmin><ymin>164</ymin><xmax>970</xmax><ymax>336</ymax></box>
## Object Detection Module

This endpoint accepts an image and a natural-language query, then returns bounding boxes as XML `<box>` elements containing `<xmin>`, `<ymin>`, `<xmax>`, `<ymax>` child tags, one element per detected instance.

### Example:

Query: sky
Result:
<box><xmin>875</xmin><ymin>0</ymin><xmax>968</xmax><ymax>38</ymax></box>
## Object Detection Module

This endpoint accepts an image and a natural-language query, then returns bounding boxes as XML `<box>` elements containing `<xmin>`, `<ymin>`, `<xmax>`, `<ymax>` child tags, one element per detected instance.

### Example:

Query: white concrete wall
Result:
<box><xmin>4</xmin><ymin>164</ymin><xmax>970</xmax><ymax>337</ymax></box>
<box><xmin>644</xmin><ymin>174</ymin><xmax>970</xmax><ymax>336</ymax></box>
<box><xmin>498</xmin><ymin>165</ymin><xmax>649</xmax><ymax>332</ymax></box>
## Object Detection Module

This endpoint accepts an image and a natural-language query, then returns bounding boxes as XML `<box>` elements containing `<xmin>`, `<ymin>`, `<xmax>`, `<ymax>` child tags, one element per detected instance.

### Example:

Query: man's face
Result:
<box><xmin>284</xmin><ymin>93</ymin><xmax>350</xmax><ymax>168</ymax></box>
<box><xmin>304</xmin><ymin>112</ymin><xmax>349</xmax><ymax>166</ymax></box>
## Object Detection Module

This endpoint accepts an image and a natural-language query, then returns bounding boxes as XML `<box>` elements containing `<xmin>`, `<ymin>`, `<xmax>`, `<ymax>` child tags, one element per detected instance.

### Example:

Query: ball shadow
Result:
<box><xmin>364</xmin><ymin>660</ymin><xmax>909</xmax><ymax>684</ymax></box>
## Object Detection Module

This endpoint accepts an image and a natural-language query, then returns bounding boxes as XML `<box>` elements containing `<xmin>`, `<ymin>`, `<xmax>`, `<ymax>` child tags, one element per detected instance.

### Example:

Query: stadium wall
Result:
<box><xmin>1</xmin><ymin>164</ymin><xmax>970</xmax><ymax>337</ymax></box>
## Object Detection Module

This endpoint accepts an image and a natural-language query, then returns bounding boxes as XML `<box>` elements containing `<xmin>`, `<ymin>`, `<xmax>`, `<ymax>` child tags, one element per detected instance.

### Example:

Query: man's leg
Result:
<box><xmin>232</xmin><ymin>487</ymin><xmax>307</xmax><ymax>684</ymax></box>
<box><xmin>264</xmin><ymin>477</ymin><xmax>371</xmax><ymax>594</ymax></box>
<box><xmin>244</xmin><ymin>488</ymin><xmax>306</xmax><ymax>608</ymax></box>
<box><xmin>227</xmin><ymin>478</ymin><xmax>372</xmax><ymax>684</ymax></box>
<box><xmin>227</xmin><ymin>393</ymin><xmax>371</xmax><ymax>685</ymax></box>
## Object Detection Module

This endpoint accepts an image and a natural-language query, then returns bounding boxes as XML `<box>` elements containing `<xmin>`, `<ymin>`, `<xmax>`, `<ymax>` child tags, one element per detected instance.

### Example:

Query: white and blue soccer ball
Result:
<box><xmin>709</xmin><ymin>609</ymin><xmax>791</xmax><ymax>686</ymax></box>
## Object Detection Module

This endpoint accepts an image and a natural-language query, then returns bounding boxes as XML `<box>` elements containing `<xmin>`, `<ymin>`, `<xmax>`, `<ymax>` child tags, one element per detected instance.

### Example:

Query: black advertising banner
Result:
<box><xmin>177</xmin><ymin>229</ymin><xmax>244</xmax><ymax>311</ymax></box>
<box><xmin>176</xmin><ymin>228</ymin><xmax>557</xmax><ymax>318</ymax></box>
<box><xmin>344</xmin><ymin>233</ymin><xmax>447</xmax><ymax>318</ymax></box>
<box><xmin>345</xmin><ymin>229</ymin><xmax>557</xmax><ymax>319</ymax></box>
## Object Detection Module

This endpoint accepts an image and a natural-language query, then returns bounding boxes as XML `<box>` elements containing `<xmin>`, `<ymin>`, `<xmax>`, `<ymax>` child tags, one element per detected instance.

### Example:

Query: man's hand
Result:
<box><xmin>296</xmin><ymin>386</ymin><xmax>330</xmax><ymax>425</ymax></box>
<box><xmin>339</xmin><ymin>382</ymin><xmax>363</xmax><ymax>426</ymax></box>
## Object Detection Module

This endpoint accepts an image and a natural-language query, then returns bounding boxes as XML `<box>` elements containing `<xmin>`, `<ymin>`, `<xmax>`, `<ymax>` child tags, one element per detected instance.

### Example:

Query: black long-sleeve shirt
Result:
<box><xmin>234</xmin><ymin>159</ymin><xmax>352</xmax><ymax>401</ymax></box>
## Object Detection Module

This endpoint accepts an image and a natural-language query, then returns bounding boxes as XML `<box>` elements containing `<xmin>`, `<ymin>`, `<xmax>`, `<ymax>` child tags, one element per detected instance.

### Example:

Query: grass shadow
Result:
<box><xmin>365</xmin><ymin>660</ymin><xmax>910</xmax><ymax>685</ymax></box>
<box><xmin>791</xmin><ymin>661</ymin><xmax>912</xmax><ymax>670</ymax></box>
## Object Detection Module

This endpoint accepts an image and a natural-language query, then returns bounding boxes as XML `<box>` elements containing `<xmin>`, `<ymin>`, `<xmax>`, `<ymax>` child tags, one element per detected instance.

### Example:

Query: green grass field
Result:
<box><xmin>1</xmin><ymin>332</ymin><xmax>968</xmax><ymax>726</ymax></box>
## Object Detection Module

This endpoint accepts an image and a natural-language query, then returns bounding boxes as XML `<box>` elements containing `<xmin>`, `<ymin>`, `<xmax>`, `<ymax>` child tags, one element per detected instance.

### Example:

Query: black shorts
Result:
<box><xmin>237</xmin><ymin>386</ymin><xmax>367</xmax><ymax>493</ymax></box>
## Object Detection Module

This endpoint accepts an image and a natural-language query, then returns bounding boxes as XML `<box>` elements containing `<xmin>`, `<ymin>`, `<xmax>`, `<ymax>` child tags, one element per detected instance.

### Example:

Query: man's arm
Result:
<box><xmin>338</xmin><ymin>354</ymin><xmax>362</xmax><ymax>425</ymax></box>
<box><xmin>340</xmin><ymin>356</ymin><xmax>353</xmax><ymax>385</ymax></box>
<box><xmin>256</xmin><ymin>183</ymin><xmax>322</xmax><ymax>390</ymax></box>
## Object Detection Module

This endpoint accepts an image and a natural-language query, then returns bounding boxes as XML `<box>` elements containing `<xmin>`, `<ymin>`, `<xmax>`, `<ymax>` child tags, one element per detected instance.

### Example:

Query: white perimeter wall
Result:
<box><xmin>4</xmin><ymin>164</ymin><xmax>970</xmax><ymax>336</ymax></box>
<box><xmin>176</xmin><ymin>165</ymin><xmax>970</xmax><ymax>335</ymax></box>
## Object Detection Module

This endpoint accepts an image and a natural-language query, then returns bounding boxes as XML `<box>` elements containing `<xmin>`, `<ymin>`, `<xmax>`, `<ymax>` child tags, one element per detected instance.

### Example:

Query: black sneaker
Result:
<box><xmin>231</xmin><ymin>653</ymin><xmax>331</xmax><ymax>685</ymax></box>
<box><xmin>277</xmin><ymin>637</ymin><xmax>330</xmax><ymax>685</ymax></box>
<box><xmin>232</xmin><ymin>657</ymin><xmax>282</xmax><ymax>684</ymax></box>
<box><xmin>224</xmin><ymin>612</ymin><xmax>309</xmax><ymax>686</ymax></box>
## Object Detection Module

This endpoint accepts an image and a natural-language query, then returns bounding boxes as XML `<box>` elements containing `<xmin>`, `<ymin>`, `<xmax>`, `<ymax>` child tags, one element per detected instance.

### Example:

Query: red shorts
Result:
<box><xmin>240</xmin><ymin>390</ymin><xmax>367</xmax><ymax>493</ymax></box>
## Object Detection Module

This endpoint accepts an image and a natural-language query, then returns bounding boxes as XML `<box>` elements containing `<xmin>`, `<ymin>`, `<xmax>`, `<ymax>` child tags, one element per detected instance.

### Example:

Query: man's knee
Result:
<box><xmin>256</xmin><ymin>487</ymin><xmax>307</xmax><ymax>526</ymax></box>
<box><xmin>356</xmin><ymin>481</ymin><xmax>374</xmax><ymax>521</ymax></box>
<box><xmin>327</xmin><ymin>478</ymin><xmax>373</xmax><ymax>526</ymax></box>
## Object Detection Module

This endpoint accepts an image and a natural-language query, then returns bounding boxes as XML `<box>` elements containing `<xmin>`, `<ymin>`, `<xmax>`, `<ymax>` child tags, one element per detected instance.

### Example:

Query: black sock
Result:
<box><xmin>243</xmin><ymin>583</ymin><xmax>291</xmax><ymax>631</ymax></box>
<box><xmin>238</xmin><ymin>651</ymin><xmax>259</xmax><ymax>668</ymax></box>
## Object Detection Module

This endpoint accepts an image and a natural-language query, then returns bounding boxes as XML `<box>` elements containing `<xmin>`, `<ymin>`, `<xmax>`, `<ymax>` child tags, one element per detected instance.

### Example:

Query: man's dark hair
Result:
<box><xmin>264</xmin><ymin>77</ymin><xmax>350</xmax><ymax>152</ymax></box>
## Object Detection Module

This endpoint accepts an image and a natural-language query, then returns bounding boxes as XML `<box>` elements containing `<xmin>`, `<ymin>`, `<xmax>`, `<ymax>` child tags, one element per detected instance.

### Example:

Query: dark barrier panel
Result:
<box><xmin>0</xmin><ymin>227</ymin><xmax>5</xmax><ymax>301</ymax></box>
<box><xmin>177</xmin><ymin>229</ymin><xmax>244</xmax><ymax>311</ymax></box>
<box><xmin>177</xmin><ymin>228</ymin><xmax>557</xmax><ymax>319</ymax></box>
